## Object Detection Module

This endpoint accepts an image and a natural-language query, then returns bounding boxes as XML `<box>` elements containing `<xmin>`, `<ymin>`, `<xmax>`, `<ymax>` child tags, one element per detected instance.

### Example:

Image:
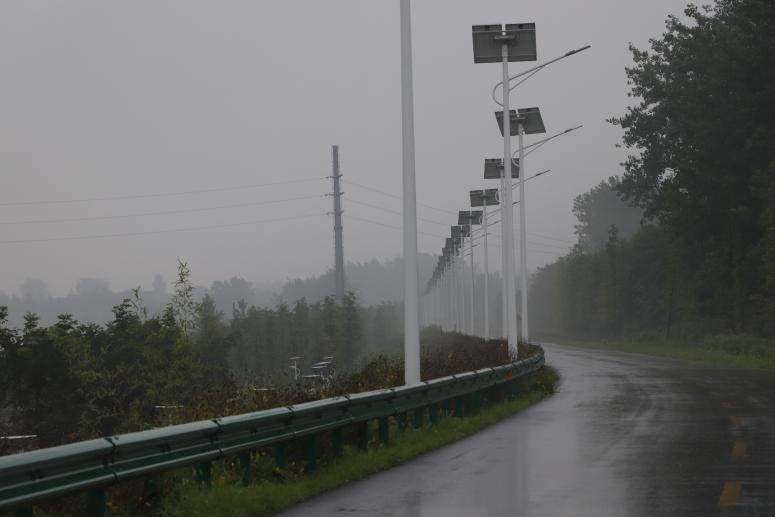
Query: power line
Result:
<box><xmin>0</xmin><ymin>195</ymin><xmax>326</xmax><ymax>225</ymax></box>
<box><xmin>482</xmin><ymin>229</ymin><xmax>570</xmax><ymax>251</ymax></box>
<box><xmin>346</xmin><ymin>214</ymin><xmax>446</xmax><ymax>239</ymax></box>
<box><xmin>0</xmin><ymin>177</ymin><xmax>325</xmax><ymax>207</ymax></box>
<box><xmin>527</xmin><ymin>231</ymin><xmax>574</xmax><ymax>244</ymax></box>
<box><xmin>344</xmin><ymin>175</ymin><xmax>572</xmax><ymax>245</ymax></box>
<box><xmin>0</xmin><ymin>213</ymin><xmax>325</xmax><ymax>244</ymax></box>
<box><xmin>343</xmin><ymin>179</ymin><xmax>456</xmax><ymax>216</ymax></box>
<box><xmin>347</xmin><ymin>198</ymin><xmax>448</xmax><ymax>227</ymax></box>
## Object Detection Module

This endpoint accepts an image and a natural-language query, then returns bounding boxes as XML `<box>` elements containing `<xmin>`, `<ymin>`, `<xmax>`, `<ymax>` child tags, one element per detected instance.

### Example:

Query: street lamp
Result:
<box><xmin>451</xmin><ymin>225</ymin><xmax>470</xmax><ymax>333</ymax></box>
<box><xmin>496</xmin><ymin>108</ymin><xmax>546</xmax><ymax>342</ymax></box>
<box><xmin>491</xmin><ymin>47</ymin><xmax>590</xmax><ymax>344</ymax></box>
<box><xmin>459</xmin><ymin>210</ymin><xmax>483</xmax><ymax>335</ymax></box>
<box><xmin>473</xmin><ymin>22</ymin><xmax>537</xmax><ymax>356</ymax></box>
<box><xmin>470</xmin><ymin>189</ymin><xmax>499</xmax><ymax>340</ymax></box>
<box><xmin>511</xmin><ymin>125</ymin><xmax>583</xmax><ymax>165</ymax></box>
<box><xmin>482</xmin><ymin>157</ymin><xmax>517</xmax><ymax>339</ymax></box>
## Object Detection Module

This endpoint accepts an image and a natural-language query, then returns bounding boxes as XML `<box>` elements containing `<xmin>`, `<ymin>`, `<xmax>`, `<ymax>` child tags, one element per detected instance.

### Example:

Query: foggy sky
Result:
<box><xmin>0</xmin><ymin>0</ymin><xmax>687</xmax><ymax>297</ymax></box>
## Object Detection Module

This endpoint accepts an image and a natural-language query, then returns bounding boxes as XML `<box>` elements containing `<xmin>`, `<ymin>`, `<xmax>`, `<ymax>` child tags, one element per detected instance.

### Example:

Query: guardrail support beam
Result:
<box><xmin>304</xmin><ymin>435</ymin><xmax>317</xmax><ymax>473</ymax></box>
<box><xmin>358</xmin><ymin>422</ymin><xmax>369</xmax><ymax>451</ymax></box>
<box><xmin>332</xmin><ymin>428</ymin><xmax>344</xmax><ymax>457</ymax></box>
<box><xmin>397</xmin><ymin>412</ymin><xmax>408</xmax><ymax>431</ymax></box>
<box><xmin>86</xmin><ymin>488</ymin><xmax>105</xmax><ymax>517</ymax></box>
<box><xmin>455</xmin><ymin>396</ymin><xmax>465</xmax><ymax>417</ymax></box>
<box><xmin>413</xmin><ymin>407</ymin><xmax>424</xmax><ymax>429</ymax></box>
<box><xmin>429</xmin><ymin>403</ymin><xmax>439</xmax><ymax>425</ymax></box>
<box><xmin>237</xmin><ymin>452</ymin><xmax>252</xmax><ymax>486</ymax></box>
<box><xmin>196</xmin><ymin>462</ymin><xmax>212</xmax><ymax>489</ymax></box>
<box><xmin>378</xmin><ymin>416</ymin><xmax>389</xmax><ymax>446</ymax></box>
<box><xmin>144</xmin><ymin>473</ymin><xmax>164</xmax><ymax>512</ymax></box>
<box><xmin>273</xmin><ymin>443</ymin><xmax>287</xmax><ymax>469</ymax></box>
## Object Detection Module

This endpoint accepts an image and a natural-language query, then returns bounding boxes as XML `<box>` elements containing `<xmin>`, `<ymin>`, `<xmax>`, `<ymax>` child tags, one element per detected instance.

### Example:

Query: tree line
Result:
<box><xmin>530</xmin><ymin>0</ymin><xmax>775</xmax><ymax>340</ymax></box>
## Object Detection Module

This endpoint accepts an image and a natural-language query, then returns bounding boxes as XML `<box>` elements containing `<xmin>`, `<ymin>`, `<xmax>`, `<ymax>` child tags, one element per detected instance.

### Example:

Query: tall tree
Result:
<box><xmin>611</xmin><ymin>0</ymin><xmax>775</xmax><ymax>329</ymax></box>
<box><xmin>573</xmin><ymin>177</ymin><xmax>643</xmax><ymax>252</ymax></box>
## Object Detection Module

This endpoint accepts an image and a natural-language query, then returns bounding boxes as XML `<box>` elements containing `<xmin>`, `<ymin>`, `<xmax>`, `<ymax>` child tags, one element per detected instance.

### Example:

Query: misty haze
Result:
<box><xmin>1</xmin><ymin>1</ymin><xmax>774</xmax><ymax>516</ymax></box>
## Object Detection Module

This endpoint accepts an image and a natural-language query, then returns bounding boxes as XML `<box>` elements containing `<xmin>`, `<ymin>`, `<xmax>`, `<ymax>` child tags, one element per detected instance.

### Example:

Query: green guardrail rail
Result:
<box><xmin>0</xmin><ymin>348</ymin><xmax>544</xmax><ymax>516</ymax></box>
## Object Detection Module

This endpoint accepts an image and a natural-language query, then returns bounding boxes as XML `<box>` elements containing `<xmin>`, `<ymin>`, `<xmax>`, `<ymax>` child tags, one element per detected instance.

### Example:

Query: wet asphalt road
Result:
<box><xmin>279</xmin><ymin>343</ymin><xmax>775</xmax><ymax>517</ymax></box>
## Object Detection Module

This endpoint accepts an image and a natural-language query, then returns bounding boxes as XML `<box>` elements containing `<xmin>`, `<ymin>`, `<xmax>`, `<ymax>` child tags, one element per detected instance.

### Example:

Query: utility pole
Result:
<box><xmin>331</xmin><ymin>145</ymin><xmax>345</xmax><ymax>300</ymax></box>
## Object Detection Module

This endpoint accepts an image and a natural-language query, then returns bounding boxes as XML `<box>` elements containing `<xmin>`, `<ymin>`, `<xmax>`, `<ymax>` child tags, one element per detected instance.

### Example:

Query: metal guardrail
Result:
<box><xmin>0</xmin><ymin>348</ymin><xmax>544</xmax><ymax>516</ymax></box>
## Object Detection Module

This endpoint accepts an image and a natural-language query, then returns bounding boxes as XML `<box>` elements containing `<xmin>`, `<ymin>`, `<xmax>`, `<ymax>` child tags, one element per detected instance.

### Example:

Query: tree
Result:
<box><xmin>75</xmin><ymin>278</ymin><xmax>110</xmax><ymax>297</ymax></box>
<box><xmin>611</xmin><ymin>0</ymin><xmax>775</xmax><ymax>331</ymax></box>
<box><xmin>211</xmin><ymin>277</ymin><xmax>256</xmax><ymax>312</ymax></box>
<box><xmin>169</xmin><ymin>261</ymin><xmax>197</xmax><ymax>337</ymax></box>
<box><xmin>573</xmin><ymin>178</ymin><xmax>643</xmax><ymax>252</ymax></box>
<box><xmin>152</xmin><ymin>274</ymin><xmax>166</xmax><ymax>295</ymax></box>
<box><xmin>340</xmin><ymin>292</ymin><xmax>363</xmax><ymax>368</ymax></box>
<box><xmin>19</xmin><ymin>278</ymin><xmax>51</xmax><ymax>302</ymax></box>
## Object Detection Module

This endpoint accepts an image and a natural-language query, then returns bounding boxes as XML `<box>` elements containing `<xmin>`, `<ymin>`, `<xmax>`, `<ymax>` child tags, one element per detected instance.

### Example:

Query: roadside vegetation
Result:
<box><xmin>1</xmin><ymin>259</ymin><xmax>556</xmax><ymax>516</ymax></box>
<box><xmin>0</xmin><ymin>260</ymin><xmax>516</xmax><ymax>454</ymax></box>
<box><xmin>550</xmin><ymin>335</ymin><xmax>775</xmax><ymax>371</ymax></box>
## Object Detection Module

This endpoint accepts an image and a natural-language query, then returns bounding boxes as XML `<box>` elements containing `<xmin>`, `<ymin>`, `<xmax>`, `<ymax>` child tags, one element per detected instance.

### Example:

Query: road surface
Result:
<box><xmin>279</xmin><ymin>343</ymin><xmax>775</xmax><ymax>516</ymax></box>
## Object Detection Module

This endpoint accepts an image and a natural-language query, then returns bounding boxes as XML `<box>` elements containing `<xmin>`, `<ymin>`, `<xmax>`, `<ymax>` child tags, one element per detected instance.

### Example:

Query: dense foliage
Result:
<box><xmin>0</xmin><ymin>260</ymin><xmax>513</xmax><ymax>455</ymax></box>
<box><xmin>531</xmin><ymin>0</ymin><xmax>775</xmax><ymax>339</ymax></box>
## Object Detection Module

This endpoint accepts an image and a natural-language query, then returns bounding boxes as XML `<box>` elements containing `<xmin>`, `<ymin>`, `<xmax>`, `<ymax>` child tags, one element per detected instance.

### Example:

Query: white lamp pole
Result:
<box><xmin>400</xmin><ymin>0</ymin><xmax>420</xmax><ymax>384</ymax></box>
<box><xmin>468</xmin><ymin>231</ymin><xmax>475</xmax><ymax>335</ymax></box>
<box><xmin>518</xmin><ymin>122</ymin><xmax>529</xmax><ymax>341</ymax></box>
<box><xmin>482</xmin><ymin>205</ymin><xmax>490</xmax><ymax>340</ymax></box>
<box><xmin>500</xmin><ymin>42</ymin><xmax>519</xmax><ymax>355</ymax></box>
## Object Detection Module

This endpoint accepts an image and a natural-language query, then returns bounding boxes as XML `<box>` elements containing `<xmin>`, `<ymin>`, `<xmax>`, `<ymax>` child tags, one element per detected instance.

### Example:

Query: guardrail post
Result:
<box><xmin>413</xmin><ymin>407</ymin><xmax>423</xmax><ymax>429</ymax></box>
<box><xmin>442</xmin><ymin>398</ymin><xmax>452</xmax><ymax>416</ymax></box>
<box><xmin>237</xmin><ymin>452</ymin><xmax>252</xmax><ymax>486</ymax></box>
<box><xmin>273</xmin><ymin>443</ymin><xmax>287</xmax><ymax>469</ymax></box>
<box><xmin>144</xmin><ymin>472</ymin><xmax>164</xmax><ymax>512</ymax></box>
<box><xmin>397</xmin><ymin>412</ymin><xmax>408</xmax><ymax>431</ymax></box>
<box><xmin>429</xmin><ymin>403</ymin><xmax>439</xmax><ymax>425</ymax></box>
<box><xmin>358</xmin><ymin>421</ymin><xmax>369</xmax><ymax>451</ymax></box>
<box><xmin>332</xmin><ymin>428</ymin><xmax>344</xmax><ymax>457</ymax></box>
<box><xmin>86</xmin><ymin>487</ymin><xmax>105</xmax><ymax>517</ymax></box>
<box><xmin>196</xmin><ymin>462</ymin><xmax>212</xmax><ymax>489</ymax></box>
<box><xmin>304</xmin><ymin>435</ymin><xmax>317</xmax><ymax>473</ymax></box>
<box><xmin>378</xmin><ymin>416</ymin><xmax>389</xmax><ymax>446</ymax></box>
<box><xmin>455</xmin><ymin>396</ymin><xmax>464</xmax><ymax>417</ymax></box>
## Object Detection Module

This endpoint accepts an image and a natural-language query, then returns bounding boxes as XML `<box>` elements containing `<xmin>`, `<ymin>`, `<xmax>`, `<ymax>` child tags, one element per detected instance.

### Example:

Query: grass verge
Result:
<box><xmin>162</xmin><ymin>366</ymin><xmax>558</xmax><ymax>517</ymax></box>
<box><xmin>547</xmin><ymin>334</ymin><xmax>775</xmax><ymax>370</ymax></box>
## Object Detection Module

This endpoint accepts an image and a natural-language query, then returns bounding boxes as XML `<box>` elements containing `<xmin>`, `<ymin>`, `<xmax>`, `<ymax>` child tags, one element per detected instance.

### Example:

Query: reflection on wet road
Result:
<box><xmin>279</xmin><ymin>343</ymin><xmax>775</xmax><ymax>516</ymax></box>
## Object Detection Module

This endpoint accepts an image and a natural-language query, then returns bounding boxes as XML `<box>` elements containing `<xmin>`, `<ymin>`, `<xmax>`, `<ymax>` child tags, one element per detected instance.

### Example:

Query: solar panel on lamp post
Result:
<box><xmin>470</xmin><ymin>189</ymin><xmax>499</xmax><ymax>340</ymax></box>
<box><xmin>473</xmin><ymin>23</ymin><xmax>537</xmax><ymax>356</ymax></box>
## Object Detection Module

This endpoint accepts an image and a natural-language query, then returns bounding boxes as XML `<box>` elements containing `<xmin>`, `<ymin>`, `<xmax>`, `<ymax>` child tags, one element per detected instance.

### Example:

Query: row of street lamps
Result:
<box><xmin>401</xmin><ymin>4</ymin><xmax>589</xmax><ymax>382</ymax></box>
<box><xmin>416</xmin><ymin>20</ymin><xmax>589</xmax><ymax>366</ymax></box>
